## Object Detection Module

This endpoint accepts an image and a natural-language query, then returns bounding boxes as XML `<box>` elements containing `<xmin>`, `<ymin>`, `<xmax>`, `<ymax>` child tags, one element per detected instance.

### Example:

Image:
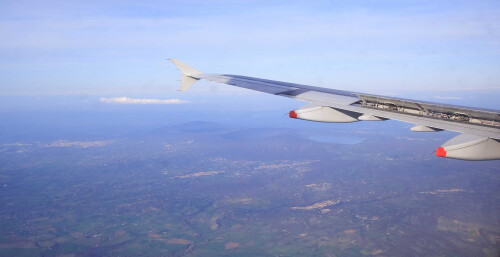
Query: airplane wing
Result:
<box><xmin>170</xmin><ymin>59</ymin><xmax>500</xmax><ymax>161</ymax></box>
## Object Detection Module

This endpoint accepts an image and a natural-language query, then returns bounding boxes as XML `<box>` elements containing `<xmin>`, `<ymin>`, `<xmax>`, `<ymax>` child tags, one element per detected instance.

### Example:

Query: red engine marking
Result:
<box><xmin>436</xmin><ymin>147</ymin><xmax>447</xmax><ymax>157</ymax></box>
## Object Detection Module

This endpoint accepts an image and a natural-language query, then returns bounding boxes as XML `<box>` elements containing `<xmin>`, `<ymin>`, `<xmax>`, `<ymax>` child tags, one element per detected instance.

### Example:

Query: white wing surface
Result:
<box><xmin>170</xmin><ymin>59</ymin><xmax>500</xmax><ymax>161</ymax></box>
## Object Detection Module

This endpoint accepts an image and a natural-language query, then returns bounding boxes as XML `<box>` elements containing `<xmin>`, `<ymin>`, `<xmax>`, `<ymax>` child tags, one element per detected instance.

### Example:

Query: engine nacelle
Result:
<box><xmin>289</xmin><ymin>105</ymin><xmax>360</xmax><ymax>123</ymax></box>
<box><xmin>436</xmin><ymin>134</ymin><xmax>500</xmax><ymax>161</ymax></box>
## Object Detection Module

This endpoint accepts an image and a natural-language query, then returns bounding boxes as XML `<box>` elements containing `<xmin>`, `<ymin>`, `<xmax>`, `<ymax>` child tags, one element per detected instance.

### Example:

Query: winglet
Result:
<box><xmin>169</xmin><ymin>59</ymin><xmax>202</xmax><ymax>91</ymax></box>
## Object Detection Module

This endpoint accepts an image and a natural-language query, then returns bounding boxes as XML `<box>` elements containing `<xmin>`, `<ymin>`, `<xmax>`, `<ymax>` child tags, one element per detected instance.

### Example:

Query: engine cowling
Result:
<box><xmin>289</xmin><ymin>105</ymin><xmax>360</xmax><ymax>123</ymax></box>
<box><xmin>436</xmin><ymin>134</ymin><xmax>500</xmax><ymax>161</ymax></box>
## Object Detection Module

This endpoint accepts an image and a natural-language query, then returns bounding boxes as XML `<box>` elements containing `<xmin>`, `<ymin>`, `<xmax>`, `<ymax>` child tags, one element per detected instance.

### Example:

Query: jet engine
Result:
<box><xmin>436</xmin><ymin>134</ymin><xmax>500</xmax><ymax>161</ymax></box>
<box><xmin>289</xmin><ymin>105</ymin><xmax>360</xmax><ymax>123</ymax></box>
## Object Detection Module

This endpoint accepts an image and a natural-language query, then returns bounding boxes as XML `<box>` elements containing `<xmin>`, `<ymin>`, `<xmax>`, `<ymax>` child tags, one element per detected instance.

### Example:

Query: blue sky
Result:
<box><xmin>1</xmin><ymin>0</ymin><xmax>499</xmax><ymax>100</ymax></box>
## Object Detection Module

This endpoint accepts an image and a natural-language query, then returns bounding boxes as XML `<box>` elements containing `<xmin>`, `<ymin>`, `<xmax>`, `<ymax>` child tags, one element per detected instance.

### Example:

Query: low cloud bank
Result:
<box><xmin>431</xmin><ymin>96</ymin><xmax>463</xmax><ymax>100</ymax></box>
<box><xmin>100</xmin><ymin>97</ymin><xmax>189</xmax><ymax>104</ymax></box>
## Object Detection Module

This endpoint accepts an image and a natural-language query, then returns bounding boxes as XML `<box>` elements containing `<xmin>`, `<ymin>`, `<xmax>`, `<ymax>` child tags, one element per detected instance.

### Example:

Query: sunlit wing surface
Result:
<box><xmin>170</xmin><ymin>59</ymin><xmax>500</xmax><ymax>161</ymax></box>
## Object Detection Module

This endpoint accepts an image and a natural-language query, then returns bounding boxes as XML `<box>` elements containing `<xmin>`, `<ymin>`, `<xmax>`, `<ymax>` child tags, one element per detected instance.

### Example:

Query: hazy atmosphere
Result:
<box><xmin>2</xmin><ymin>0</ymin><xmax>500</xmax><ymax>96</ymax></box>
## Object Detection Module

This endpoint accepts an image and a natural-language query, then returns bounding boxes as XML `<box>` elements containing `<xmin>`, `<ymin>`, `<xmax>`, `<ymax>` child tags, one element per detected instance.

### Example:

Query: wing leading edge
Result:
<box><xmin>170</xmin><ymin>59</ymin><xmax>500</xmax><ymax>161</ymax></box>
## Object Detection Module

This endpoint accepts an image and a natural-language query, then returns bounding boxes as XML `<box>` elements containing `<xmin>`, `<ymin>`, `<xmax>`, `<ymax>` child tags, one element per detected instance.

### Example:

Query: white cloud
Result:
<box><xmin>100</xmin><ymin>97</ymin><xmax>189</xmax><ymax>104</ymax></box>
<box><xmin>431</xmin><ymin>96</ymin><xmax>463</xmax><ymax>100</ymax></box>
